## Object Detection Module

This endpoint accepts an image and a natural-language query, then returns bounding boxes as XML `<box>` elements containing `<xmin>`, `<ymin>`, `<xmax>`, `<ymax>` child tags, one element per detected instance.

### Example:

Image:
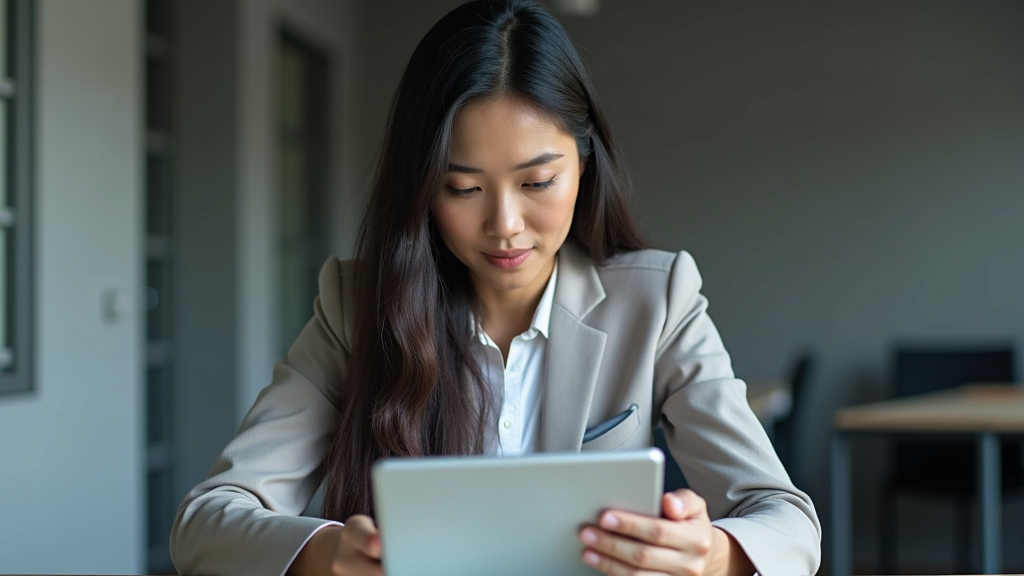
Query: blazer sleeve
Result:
<box><xmin>170</xmin><ymin>257</ymin><xmax>353</xmax><ymax>576</ymax></box>
<box><xmin>655</xmin><ymin>251</ymin><xmax>821</xmax><ymax>576</ymax></box>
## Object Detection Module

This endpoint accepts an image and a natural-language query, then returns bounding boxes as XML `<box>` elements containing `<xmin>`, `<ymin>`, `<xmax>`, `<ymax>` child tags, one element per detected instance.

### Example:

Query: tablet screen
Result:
<box><xmin>372</xmin><ymin>448</ymin><xmax>664</xmax><ymax>576</ymax></box>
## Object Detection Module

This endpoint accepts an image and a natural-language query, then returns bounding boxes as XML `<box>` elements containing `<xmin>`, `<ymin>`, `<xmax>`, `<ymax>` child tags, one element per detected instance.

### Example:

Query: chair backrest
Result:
<box><xmin>893</xmin><ymin>347</ymin><xmax>1016</xmax><ymax>397</ymax></box>
<box><xmin>890</xmin><ymin>345</ymin><xmax>1018</xmax><ymax>487</ymax></box>
<box><xmin>653</xmin><ymin>425</ymin><xmax>688</xmax><ymax>492</ymax></box>
<box><xmin>774</xmin><ymin>352</ymin><xmax>814</xmax><ymax>485</ymax></box>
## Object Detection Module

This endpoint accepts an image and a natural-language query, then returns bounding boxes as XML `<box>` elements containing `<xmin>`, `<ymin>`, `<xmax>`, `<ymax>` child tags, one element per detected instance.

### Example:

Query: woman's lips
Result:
<box><xmin>483</xmin><ymin>249</ymin><xmax>531</xmax><ymax>269</ymax></box>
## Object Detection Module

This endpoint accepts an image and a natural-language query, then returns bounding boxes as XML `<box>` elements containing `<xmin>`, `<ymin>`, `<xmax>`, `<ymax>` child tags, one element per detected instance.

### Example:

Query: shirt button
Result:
<box><xmin>503</xmin><ymin>420</ymin><xmax>512</xmax><ymax>429</ymax></box>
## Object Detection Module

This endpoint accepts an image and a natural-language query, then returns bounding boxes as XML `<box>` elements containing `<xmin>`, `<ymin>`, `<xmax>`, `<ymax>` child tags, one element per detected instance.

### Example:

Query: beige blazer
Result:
<box><xmin>170</xmin><ymin>244</ymin><xmax>821</xmax><ymax>576</ymax></box>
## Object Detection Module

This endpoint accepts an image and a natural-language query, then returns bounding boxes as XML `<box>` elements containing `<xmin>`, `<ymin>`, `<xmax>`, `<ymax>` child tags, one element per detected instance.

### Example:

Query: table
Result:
<box><xmin>831</xmin><ymin>384</ymin><xmax>1024</xmax><ymax>576</ymax></box>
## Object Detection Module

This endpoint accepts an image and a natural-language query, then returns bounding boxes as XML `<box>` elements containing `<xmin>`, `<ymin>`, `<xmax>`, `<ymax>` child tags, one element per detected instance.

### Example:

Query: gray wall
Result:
<box><xmin>0</xmin><ymin>0</ymin><xmax>144</xmax><ymax>572</ymax></box>
<box><xmin>356</xmin><ymin>0</ymin><xmax>1024</xmax><ymax>571</ymax></box>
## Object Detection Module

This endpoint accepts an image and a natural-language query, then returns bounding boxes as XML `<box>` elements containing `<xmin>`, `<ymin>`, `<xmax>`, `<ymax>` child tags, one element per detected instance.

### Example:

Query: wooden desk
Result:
<box><xmin>831</xmin><ymin>384</ymin><xmax>1024</xmax><ymax>576</ymax></box>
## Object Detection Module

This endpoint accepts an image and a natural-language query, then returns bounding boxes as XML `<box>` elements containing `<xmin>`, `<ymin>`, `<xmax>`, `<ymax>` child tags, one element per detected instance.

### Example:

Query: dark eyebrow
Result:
<box><xmin>448</xmin><ymin>152</ymin><xmax>565</xmax><ymax>173</ymax></box>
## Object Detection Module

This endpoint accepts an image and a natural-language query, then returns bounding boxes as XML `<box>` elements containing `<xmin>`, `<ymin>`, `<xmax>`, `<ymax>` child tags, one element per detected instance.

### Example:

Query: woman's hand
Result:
<box><xmin>578</xmin><ymin>489</ymin><xmax>755</xmax><ymax>576</ymax></box>
<box><xmin>288</xmin><ymin>515</ymin><xmax>383</xmax><ymax>576</ymax></box>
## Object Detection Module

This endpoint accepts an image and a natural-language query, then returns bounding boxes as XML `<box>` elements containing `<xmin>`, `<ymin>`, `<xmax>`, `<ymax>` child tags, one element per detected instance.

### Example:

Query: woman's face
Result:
<box><xmin>433</xmin><ymin>96</ymin><xmax>583</xmax><ymax>303</ymax></box>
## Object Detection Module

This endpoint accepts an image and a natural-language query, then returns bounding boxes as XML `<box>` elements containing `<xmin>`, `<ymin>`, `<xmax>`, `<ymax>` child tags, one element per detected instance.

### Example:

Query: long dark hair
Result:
<box><xmin>322</xmin><ymin>0</ymin><xmax>647</xmax><ymax>521</ymax></box>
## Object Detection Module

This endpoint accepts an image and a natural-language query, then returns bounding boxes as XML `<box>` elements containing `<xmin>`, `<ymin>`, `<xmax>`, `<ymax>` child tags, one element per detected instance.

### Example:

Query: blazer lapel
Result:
<box><xmin>540</xmin><ymin>243</ymin><xmax>607</xmax><ymax>452</ymax></box>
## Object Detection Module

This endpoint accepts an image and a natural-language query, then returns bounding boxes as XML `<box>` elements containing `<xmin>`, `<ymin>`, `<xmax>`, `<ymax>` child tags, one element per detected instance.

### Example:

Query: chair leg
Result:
<box><xmin>953</xmin><ymin>498</ymin><xmax>970</xmax><ymax>574</ymax></box>
<box><xmin>878</xmin><ymin>484</ymin><xmax>898</xmax><ymax>574</ymax></box>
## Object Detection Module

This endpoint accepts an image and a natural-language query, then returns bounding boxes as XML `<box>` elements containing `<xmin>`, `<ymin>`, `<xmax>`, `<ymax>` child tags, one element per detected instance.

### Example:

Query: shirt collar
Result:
<box><xmin>530</xmin><ymin>255</ymin><xmax>558</xmax><ymax>340</ymax></box>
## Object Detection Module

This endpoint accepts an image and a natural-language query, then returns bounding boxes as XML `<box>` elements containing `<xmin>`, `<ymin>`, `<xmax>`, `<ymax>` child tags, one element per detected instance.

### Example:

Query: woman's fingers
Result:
<box><xmin>594</xmin><ymin>508</ymin><xmax>708</xmax><ymax>551</ymax></box>
<box><xmin>363</xmin><ymin>533</ymin><xmax>382</xmax><ymax>559</ymax></box>
<box><xmin>581</xmin><ymin>546</ymin><xmax>672</xmax><ymax>576</ymax></box>
<box><xmin>343</xmin><ymin>514</ymin><xmax>383</xmax><ymax>559</ymax></box>
<box><xmin>581</xmin><ymin>519</ymin><xmax>712</xmax><ymax>561</ymax></box>
<box><xmin>579</xmin><ymin>491</ymin><xmax>715</xmax><ymax>575</ymax></box>
<box><xmin>663</xmin><ymin>489</ymin><xmax>708</xmax><ymax>521</ymax></box>
<box><xmin>598</xmin><ymin>509</ymin><xmax>675</xmax><ymax>547</ymax></box>
<box><xmin>581</xmin><ymin>524</ymin><xmax>687</xmax><ymax>573</ymax></box>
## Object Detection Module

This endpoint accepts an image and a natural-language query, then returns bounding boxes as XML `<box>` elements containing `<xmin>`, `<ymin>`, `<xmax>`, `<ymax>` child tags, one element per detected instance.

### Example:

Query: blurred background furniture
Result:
<box><xmin>772</xmin><ymin>353</ymin><xmax>814</xmax><ymax>488</ymax></box>
<box><xmin>878</xmin><ymin>346</ymin><xmax>1023</xmax><ymax>574</ymax></box>
<box><xmin>832</xmin><ymin>371</ymin><xmax>1024</xmax><ymax>576</ymax></box>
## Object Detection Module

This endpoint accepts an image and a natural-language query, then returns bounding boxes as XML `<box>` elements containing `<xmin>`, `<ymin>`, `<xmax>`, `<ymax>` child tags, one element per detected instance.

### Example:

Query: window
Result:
<box><xmin>0</xmin><ymin>0</ymin><xmax>34</xmax><ymax>395</ymax></box>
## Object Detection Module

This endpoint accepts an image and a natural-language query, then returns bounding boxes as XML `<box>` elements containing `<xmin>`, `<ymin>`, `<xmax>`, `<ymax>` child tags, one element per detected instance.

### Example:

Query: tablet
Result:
<box><xmin>372</xmin><ymin>448</ymin><xmax>664</xmax><ymax>576</ymax></box>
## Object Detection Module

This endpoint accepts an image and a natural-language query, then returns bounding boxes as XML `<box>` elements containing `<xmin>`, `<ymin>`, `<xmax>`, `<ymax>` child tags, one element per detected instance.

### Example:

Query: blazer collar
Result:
<box><xmin>552</xmin><ymin>242</ymin><xmax>606</xmax><ymax>319</ymax></box>
<box><xmin>539</xmin><ymin>242</ymin><xmax>608</xmax><ymax>452</ymax></box>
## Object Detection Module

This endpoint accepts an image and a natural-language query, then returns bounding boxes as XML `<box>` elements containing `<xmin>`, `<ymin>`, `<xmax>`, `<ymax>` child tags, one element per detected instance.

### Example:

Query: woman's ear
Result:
<box><xmin>579</xmin><ymin>157</ymin><xmax>587</xmax><ymax>177</ymax></box>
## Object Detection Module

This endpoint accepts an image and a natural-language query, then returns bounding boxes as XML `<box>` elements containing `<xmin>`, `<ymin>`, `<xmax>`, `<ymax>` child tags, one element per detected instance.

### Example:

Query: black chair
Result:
<box><xmin>654</xmin><ymin>353</ymin><xmax>814</xmax><ymax>493</ymax></box>
<box><xmin>773</xmin><ymin>353</ymin><xmax>814</xmax><ymax>487</ymax></box>
<box><xmin>654</xmin><ymin>424</ymin><xmax>689</xmax><ymax>492</ymax></box>
<box><xmin>877</xmin><ymin>346</ymin><xmax>1023</xmax><ymax>574</ymax></box>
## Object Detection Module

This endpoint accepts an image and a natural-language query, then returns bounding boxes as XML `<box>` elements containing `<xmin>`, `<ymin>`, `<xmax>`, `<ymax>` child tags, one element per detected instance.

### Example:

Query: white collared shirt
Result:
<box><xmin>473</xmin><ymin>258</ymin><xmax>558</xmax><ymax>457</ymax></box>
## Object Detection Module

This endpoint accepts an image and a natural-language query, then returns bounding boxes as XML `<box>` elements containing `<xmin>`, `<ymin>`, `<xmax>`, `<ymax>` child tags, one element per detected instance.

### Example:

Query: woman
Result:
<box><xmin>170</xmin><ymin>2</ymin><xmax>820</xmax><ymax>575</ymax></box>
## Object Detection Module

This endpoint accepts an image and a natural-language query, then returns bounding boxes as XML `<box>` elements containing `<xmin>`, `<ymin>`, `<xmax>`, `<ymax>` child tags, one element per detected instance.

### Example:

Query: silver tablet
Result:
<box><xmin>372</xmin><ymin>448</ymin><xmax>664</xmax><ymax>576</ymax></box>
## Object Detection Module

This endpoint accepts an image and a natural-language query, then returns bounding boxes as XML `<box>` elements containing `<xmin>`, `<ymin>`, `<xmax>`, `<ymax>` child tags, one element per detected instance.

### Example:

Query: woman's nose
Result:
<box><xmin>485</xmin><ymin>191</ymin><xmax>526</xmax><ymax>239</ymax></box>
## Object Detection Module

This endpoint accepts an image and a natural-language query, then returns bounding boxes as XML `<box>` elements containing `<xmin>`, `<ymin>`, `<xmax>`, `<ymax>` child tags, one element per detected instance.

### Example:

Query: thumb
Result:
<box><xmin>347</xmin><ymin>515</ymin><xmax>383</xmax><ymax>559</ymax></box>
<box><xmin>364</xmin><ymin>532</ymin><xmax>382</xmax><ymax>559</ymax></box>
<box><xmin>662</xmin><ymin>492</ymin><xmax>687</xmax><ymax>520</ymax></box>
<box><xmin>663</xmin><ymin>489</ymin><xmax>708</xmax><ymax>521</ymax></box>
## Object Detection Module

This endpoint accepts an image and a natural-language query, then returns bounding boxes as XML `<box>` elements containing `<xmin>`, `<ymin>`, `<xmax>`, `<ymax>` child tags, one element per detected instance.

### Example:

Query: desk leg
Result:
<box><xmin>978</xmin><ymin>432</ymin><xmax>1001</xmax><ymax>574</ymax></box>
<box><xmin>831</xmin><ymin>433</ymin><xmax>851</xmax><ymax>576</ymax></box>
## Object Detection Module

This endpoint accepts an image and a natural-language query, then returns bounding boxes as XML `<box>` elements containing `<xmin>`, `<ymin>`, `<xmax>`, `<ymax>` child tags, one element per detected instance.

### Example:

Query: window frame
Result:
<box><xmin>0</xmin><ymin>0</ymin><xmax>35</xmax><ymax>395</ymax></box>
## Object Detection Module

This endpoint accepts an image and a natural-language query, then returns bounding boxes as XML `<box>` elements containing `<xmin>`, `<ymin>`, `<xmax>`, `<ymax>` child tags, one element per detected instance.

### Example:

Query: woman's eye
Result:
<box><xmin>524</xmin><ymin>177</ymin><xmax>556</xmax><ymax>189</ymax></box>
<box><xmin>446</xmin><ymin>185</ymin><xmax>478</xmax><ymax>196</ymax></box>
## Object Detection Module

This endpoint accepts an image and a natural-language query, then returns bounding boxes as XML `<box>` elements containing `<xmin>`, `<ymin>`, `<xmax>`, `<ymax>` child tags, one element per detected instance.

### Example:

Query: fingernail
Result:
<box><xmin>583</xmin><ymin>551</ymin><xmax>600</xmax><ymax>565</ymax></box>
<box><xmin>670</xmin><ymin>494</ymin><xmax>685</xmax><ymax>514</ymax></box>
<box><xmin>600</xmin><ymin>513</ymin><xmax>619</xmax><ymax>529</ymax></box>
<box><xmin>581</xmin><ymin>529</ymin><xmax>598</xmax><ymax>544</ymax></box>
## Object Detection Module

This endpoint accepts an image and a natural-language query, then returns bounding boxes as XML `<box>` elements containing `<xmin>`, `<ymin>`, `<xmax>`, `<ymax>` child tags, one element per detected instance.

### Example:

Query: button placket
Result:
<box><xmin>504</xmin><ymin>336</ymin><xmax>529</xmax><ymax>453</ymax></box>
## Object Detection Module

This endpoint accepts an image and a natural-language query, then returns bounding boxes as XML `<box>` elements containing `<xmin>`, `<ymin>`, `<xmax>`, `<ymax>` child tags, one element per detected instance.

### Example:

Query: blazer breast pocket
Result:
<box><xmin>581</xmin><ymin>403</ymin><xmax>641</xmax><ymax>452</ymax></box>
